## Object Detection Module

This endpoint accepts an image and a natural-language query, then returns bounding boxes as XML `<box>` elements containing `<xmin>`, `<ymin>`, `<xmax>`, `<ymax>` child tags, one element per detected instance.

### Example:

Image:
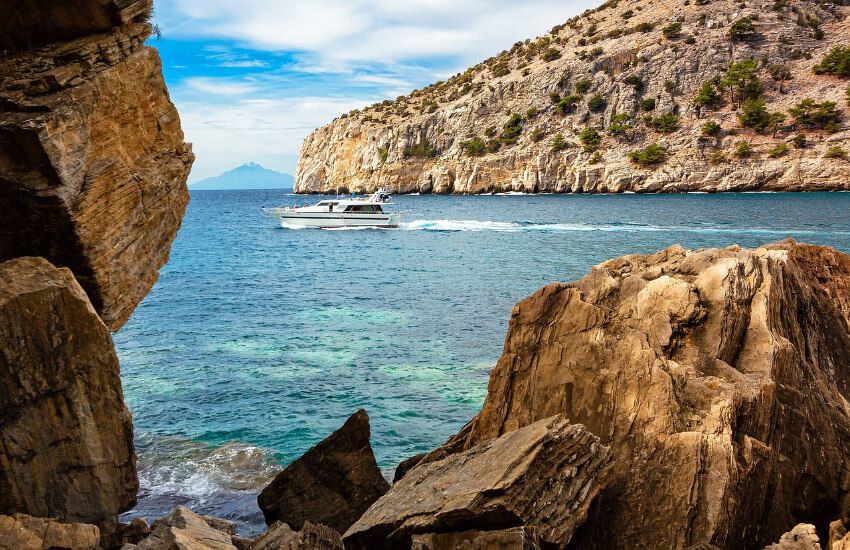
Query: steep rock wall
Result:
<box><xmin>296</xmin><ymin>0</ymin><xmax>849</xmax><ymax>194</ymax></box>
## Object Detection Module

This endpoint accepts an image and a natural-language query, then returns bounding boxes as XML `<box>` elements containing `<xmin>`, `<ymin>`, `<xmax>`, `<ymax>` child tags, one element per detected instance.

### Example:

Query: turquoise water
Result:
<box><xmin>114</xmin><ymin>191</ymin><xmax>850</xmax><ymax>534</ymax></box>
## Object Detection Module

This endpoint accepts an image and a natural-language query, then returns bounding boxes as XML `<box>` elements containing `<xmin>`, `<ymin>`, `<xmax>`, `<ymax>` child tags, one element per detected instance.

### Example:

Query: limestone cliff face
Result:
<box><xmin>424</xmin><ymin>240</ymin><xmax>850</xmax><ymax>549</ymax></box>
<box><xmin>296</xmin><ymin>0</ymin><xmax>849</xmax><ymax>194</ymax></box>
<box><xmin>0</xmin><ymin>1</ymin><xmax>193</xmax><ymax>330</ymax></box>
<box><xmin>0</xmin><ymin>257</ymin><xmax>137</xmax><ymax>526</ymax></box>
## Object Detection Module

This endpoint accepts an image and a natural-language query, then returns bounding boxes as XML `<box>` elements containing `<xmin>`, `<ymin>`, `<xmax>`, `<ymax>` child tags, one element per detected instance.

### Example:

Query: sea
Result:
<box><xmin>114</xmin><ymin>190</ymin><xmax>850</xmax><ymax>535</ymax></box>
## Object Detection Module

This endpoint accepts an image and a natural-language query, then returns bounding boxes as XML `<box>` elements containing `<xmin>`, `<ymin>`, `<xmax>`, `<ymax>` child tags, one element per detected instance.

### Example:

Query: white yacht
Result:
<box><xmin>264</xmin><ymin>189</ymin><xmax>402</xmax><ymax>229</ymax></box>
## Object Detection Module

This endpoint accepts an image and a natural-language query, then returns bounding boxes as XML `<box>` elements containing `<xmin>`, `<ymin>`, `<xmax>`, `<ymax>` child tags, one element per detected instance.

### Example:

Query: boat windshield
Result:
<box><xmin>344</xmin><ymin>205</ymin><xmax>383</xmax><ymax>213</ymax></box>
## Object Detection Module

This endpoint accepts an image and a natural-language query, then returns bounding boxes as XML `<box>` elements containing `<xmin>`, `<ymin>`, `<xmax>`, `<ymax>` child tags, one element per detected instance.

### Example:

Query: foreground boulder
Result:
<box><xmin>0</xmin><ymin>0</ymin><xmax>193</xmax><ymax>330</ymax></box>
<box><xmin>249</xmin><ymin>521</ymin><xmax>343</xmax><ymax>550</ymax></box>
<box><xmin>764</xmin><ymin>524</ymin><xmax>821</xmax><ymax>550</ymax></box>
<box><xmin>428</xmin><ymin>240</ymin><xmax>850</xmax><ymax>548</ymax></box>
<box><xmin>131</xmin><ymin>506</ymin><xmax>235</xmax><ymax>550</ymax></box>
<box><xmin>0</xmin><ymin>513</ymin><xmax>99</xmax><ymax>550</ymax></box>
<box><xmin>344</xmin><ymin>415</ymin><xmax>609</xmax><ymax>549</ymax></box>
<box><xmin>258</xmin><ymin>409</ymin><xmax>390</xmax><ymax>534</ymax></box>
<box><xmin>0</xmin><ymin>257</ymin><xmax>136</xmax><ymax>525</ymax></box>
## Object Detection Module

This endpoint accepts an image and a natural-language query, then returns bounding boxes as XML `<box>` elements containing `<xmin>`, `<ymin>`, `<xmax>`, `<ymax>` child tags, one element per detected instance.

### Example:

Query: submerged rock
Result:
<box><xmin>427</xmin><ymin>240</ymin><xmax>850</xmax><ymax>548</ymax></box>
<box><xmin>0</xmin><ymin>2</ymin><xmax>193</xmax><ymax>330</ymax></box>
<box><xmin>0</xmin><ymin>257</ymin><xmax>136</xmax><ymax>525</ymax></box>
<box><xmin>344</xmin><ymin>415</ymin><xmax>610</xmax><ymax>549</ymax></box>
<box><xmin>0</xmin><ymin>513</ymin><xmax>100</xmax><ymax>550</ymax></box>
<box><xmin>258</xmin><ymin>409</ymin><xmax>390</xmax><ymax>534</ymax></box>
<box><xmin>249</xmin><ymin>521</ymin><xmax>343</xmax><ymax>550</ymax></box>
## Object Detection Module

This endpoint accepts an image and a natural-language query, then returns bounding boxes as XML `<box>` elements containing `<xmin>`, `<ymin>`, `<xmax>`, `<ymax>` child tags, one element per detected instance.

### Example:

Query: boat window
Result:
<box><xmin>317</xmin><ymin>201</ymin><xmax>330</xmax><ymax>205</ymax></box>
<box><xmin>344</xmin><ymin>205</ymin><xmax>378</xmax><ymax>213</ymax></box>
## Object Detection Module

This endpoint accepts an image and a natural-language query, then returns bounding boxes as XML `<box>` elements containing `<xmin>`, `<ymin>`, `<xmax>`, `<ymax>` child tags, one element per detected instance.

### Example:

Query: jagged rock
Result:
<box><xmin>202</xmin><ymin>517</ymin><xmax>236</xmax><ymax>537</ymax></box>
<box><xmin>231</xmin><ymin>536</ymin><xmax>254</xmax><ymax>550</ymax></box>
<box><xmin>0</xmin><ymin>0</ymin><xmax>153</xmax><ymax>52</ymax></box>
<box><xmin>410</xmin><ymin>527</ymin><xmax>541</xmax><ymax>550</ymax></box>
<box><xmin>425</xmin><ymin>240</ymin><xmax>850</xmax><ymax>549</ymax></box>
<box><xmin>0</xmin><ymin>12</ymin><xmax>193</xmax><ymax>330</ymax></box>
<box><xmin>132</xmin><ymin>506</ymin><xmax>235</xmax><ymax>550</ymax></box>
<box><xmin>764</xmin><ymin>524</ymin><xmax>822</xmax><ymax>550</ymax></box>
<box><xmin>392</xmin><ymin>453</ymin><xmax>425</xmax><ymax>483</ymax></box>
<box><xmin>294</xmin><ymin>0</ymin><xmax>849</xmax><ymax>195</ymax></box>
<box><xmin>249</xmin><ymin>521</ymin><xmax>343</xmax><ymax>550</ymax></box>
<box><xmin>258</xmin><ymin>409</ymin><xmax>390</xmax><ymax>534</ymax></box>
<box><xmin>0</xmin><ymin>257</ymin><xmax>137</xmax><ymax>525</ymax></box>
<box><xmin>343</xmin><ymin>415</ymin><xmax>610</xmax><ymax>549</ymax></box>
<box><xmin>101</xmin><ymin>518</ymin><xmax>149</xmax><ymax>550</ymax></box>
<box><xmin>0</xmin><ymin>513</ymin><xmax>100</xmax><ymax>550</ymax></box>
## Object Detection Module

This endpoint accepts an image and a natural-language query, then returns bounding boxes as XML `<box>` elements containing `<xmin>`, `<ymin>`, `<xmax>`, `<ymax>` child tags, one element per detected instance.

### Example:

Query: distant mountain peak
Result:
<box><xmin>191</xmin><ymin>163</ymin><xmax>294</xmax><ymax>191</ymax></box>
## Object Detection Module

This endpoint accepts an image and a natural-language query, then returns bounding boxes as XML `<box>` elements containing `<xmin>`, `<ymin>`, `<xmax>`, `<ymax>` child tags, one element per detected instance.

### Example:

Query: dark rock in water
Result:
<box><xmin>425</xmin><ymin>240</ymin><xmax>850</xmax><ymax>549</ymax></box>
<box><xmin>249</xmin><ymin>521</ymin><xmax>343</xmax><ymax>550</ymax></box>
<box><xmin>411</xmin><ymin>527</ymin><xmax>542</xmax><ymax>550</ymax></box>
<box><xmin>101</xmin><ymin>518</ymin><xmax>149</xmax><ymax>549</ymax></box>
<box><xmin>0</xmin><ymin>513</ymin><xmax>100</xmax><ymax>550</ymax></box>
<box><xmin>0</xmin><ymin>257</ymin><xmax>137</xmax><ymax>526</ymax></box>
<box><xmin>343</xmin><ymin>415</ymin><xmax>610</xmax><ymax>550</ymax></box>
<box><xmin>392</xmin><ymin>453</ymin><xmax>426</xmax><ymax>483</ymax></box>
<box><xmin>257</xmin><ymin>409</ymin><xmax>389</xmax><ymax>534</ymax></box>
<box><xmin>0</xmin><ymin>5</ymin><xmax>193</xmax><ymax>331</ymax></box>
<box><xmin>133</xmin><ymin>506</ymin><xmax>235</xmax><ymax>550</ymax></box>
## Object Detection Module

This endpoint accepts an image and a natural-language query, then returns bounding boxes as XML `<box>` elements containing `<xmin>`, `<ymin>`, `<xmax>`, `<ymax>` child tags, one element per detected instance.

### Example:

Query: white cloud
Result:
<box><xmin>185</xmin><ymin>77</ymin><xmax>258</xmax><ymax>96</ymax></box>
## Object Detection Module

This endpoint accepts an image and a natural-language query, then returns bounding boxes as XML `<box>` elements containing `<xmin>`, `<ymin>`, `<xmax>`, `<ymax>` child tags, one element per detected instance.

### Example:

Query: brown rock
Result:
<box><xmin>0</xmin><ymin>513</ymin><xmax>100</xmax><ymax>550</ymax></box>
<box><xmin>257</xmin><ymin>409</ymin><xmax>390</xmax><ymax>534</ymax></box>
<box><xmin>249</xmin><ymin>521</ymin><xmax>343</xmax><ymax>550</ymax></box>
<box><xmin>134</xmin><ymin>506</ymin><xmax>235</xmax><ymax>550</ymax></box>
<box><xmin>830</xmin><ymin>520</ymin><xmax>849</xmax><ymax>550</ymax></box>
<box><xmin>410</xmin><ymin>527</ymin><xmax>541</xmax><ymax>550</ymax></box>
<box><xmin>764</xmin><ymin>524</ymin><xmax>822</xmax><ymax>550</ymax></box>
<box><xmin>0</xmin><ymin>257</ymin><xmax>136</xmax><ymax>525</ymax></box>
<box><xmin>202</xmin><ymin>517</ymin><xmax>237</xmax><ymax>537</ymax></box>
<box><xmin>391</xmin><ymin>453</ymin><xmax>425</xmax><ymax>483</ymax></box>
<box><xmin>343</xmin><ymin>415</ymin><xmax>610</xmax><ymax>549</ymax></box>
<box><xmin>426</xmin><ymin>240</ymin><xmax>850</xmax><ymax>548</ymax></box>
<box><xmin>0</xmin><ymin>0</ymin><xmax>153</xmax><ymax>52</ymax></box>
<box><xmin>0</xmin><ymin>17</ymin><xmax>193</xmax><ymax>330</ymax></box>
<box><xmin>100</xmin><ymin>518</ymin><xmax>149</xmax><ymax>550</ymax></box>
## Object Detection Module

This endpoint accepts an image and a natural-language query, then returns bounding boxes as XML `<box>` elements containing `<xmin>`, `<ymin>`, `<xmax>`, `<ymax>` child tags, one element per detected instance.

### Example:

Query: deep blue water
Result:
<box><xmin>114</xmin><ymin>191</ymin><xmax>850</xmax><ymax>534</ymax></box>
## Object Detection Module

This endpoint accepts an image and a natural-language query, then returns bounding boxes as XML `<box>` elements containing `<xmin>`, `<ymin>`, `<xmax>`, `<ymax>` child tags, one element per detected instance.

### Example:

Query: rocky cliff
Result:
<box><xmin>0</xmin><ymin>0</ymin><xmax>193</xmax><ymax>330</ymax></box>
<box><xmin>296</xmin><ymin>0</ymin><xmax>849</xmax><ymax>194</ymax></box>
<box><xmin>418</xmin><ymin>239</ymin><xmax>850</xmax><ymax>548</ymax></box>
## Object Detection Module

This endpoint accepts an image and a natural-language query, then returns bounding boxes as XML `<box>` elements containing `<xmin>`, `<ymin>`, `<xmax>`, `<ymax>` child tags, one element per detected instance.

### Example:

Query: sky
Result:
<box><xmin>151</xmin><ymin>0</ymin><xmax>597</xmax><ymax>182</ymax></box>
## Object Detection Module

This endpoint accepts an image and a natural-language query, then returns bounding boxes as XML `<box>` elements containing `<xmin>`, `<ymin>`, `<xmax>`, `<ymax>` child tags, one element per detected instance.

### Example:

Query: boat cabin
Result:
<box><xmin>314</xmin><ymin>201</ymin><xmax>384</xmax><ymax>213</ymax></box>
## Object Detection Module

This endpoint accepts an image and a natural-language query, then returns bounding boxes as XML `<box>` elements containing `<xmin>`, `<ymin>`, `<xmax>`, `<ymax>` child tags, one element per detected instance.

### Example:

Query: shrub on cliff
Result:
<box><xmin>608</xmin><ymin>114</ymin><xmax>635</xmax><ymax>139</ymax></box>
<box><xmin>728</xmin><ymin>17</ymin><xmax>757</xmax><ymax>39</ymax></box>
<box><xmin>694</xmin><ymin>81</ymin><xmax>722</xmax><ymax>110</ymax></box>
<box><xmin>542</xmin><ymin>48</ymin><xmax>562</xmax><ymax>62</ymax></box>
<box><xmin>792</xmin><ymin>133</ymin><xmax>807</xmax><ymax>148</ymax></box>
<box><xmin>724</xmin><ymin>59</ymin><xmax>762</xmax><ymax>102</ymax></box>
<box><xmin>624</xmin><ymin>75</ymin><xmax>645</xmax><ymax>91</ymax></box>
<box><xmin>531</xmin><ymin>128</ymin><xmax>546</xmax><ymax>142</ymax></box>
<box><xmin>576</xmin><ymin>79</ymin><xmax>593</xmax><ymax>94</ymax></box>
<box><xmin>460</xmin><ymin>137</ymin><xmax>486</xmax><ymax>157</ymax></box>
<box><xmin>769</xmin><ymin>142</ymin><xmax>788</xmax><ymax>158</ymax></box>
<box><xmin>501</xmin><ymin>114</ymin><xmax>524</xmax><ymax>145</ymax></box>
<box><xmin>662</xmin><ymin>22</ymin><xmax>682</xmax><ymax>39</ymax></box>
<box><xmin>650</xmin><ymin>112</ymin><xmax>680</xmax><ymax>132</ymax></box>
<box><xmin>788</xmin><ymin>99</ymin><xmax>839</xmax><ymax>131</ymax></box>
<box><xmin>580</xmin><ymin>126</ymin><xmax>601</xmax><ymax>151</ymax></box>
<box><xmin>551</xmin><ymin>134</ymin><xmax>569</xmax><ymax>152</ymax></box>
<box><xmin>734</xmin><ymin>140</ymin><xmax>753</xmax><ymax>158</ymax></box>
<box><xmin>737</xmin><ymin>98</ymin><xmax>771</xmax><ymax>132</ymax></box>
<box><xmin>556</xmin><ymin>95</ymin><xmax>582</xmax><ymax>114</ymax></box>
<box><xmin>402</xmin><ymin>139</ymin><xmax>438</xmax><ymax>158</ymax></box>
<box><xmin>825</xmin><ymin>145</ymin><xmax>847</xmax><ymax>159</ymax></box>
<box><xmin>588</xmin><ymin>94</ymin><xmax>607</xmax><ymax>112</ymax></box>
<box><xmin>709</xmin><ymin>151</ymin><xmax>728</xmax><ymax>164</ymax></box>
<box><xmin>629</xmin><ymin>143</ymin><xmax>666</xmax><ymax>166</ymax></box>
<box><xmin>492</xmin><ymin>61</ymin><xmax>510</xmax><ymax>77</ymax></box>
<box><xmin>487</xmin><ymin>138</ymin><xmax>501</xmax><ymax>153</ymax></box>
<box><xmin>635</xmin><ymin>22</ymin><xmax>655</xmax><ymax>33</ymax></box>
<box><xmin>702</xmin><ymin>119</ymin><xmax>722</xmax><ymax>136</ymax></box>
<box><xmin>640</xmin><ymin>98</ymin><xmax>656</xmax><ymax>111</ymax></box>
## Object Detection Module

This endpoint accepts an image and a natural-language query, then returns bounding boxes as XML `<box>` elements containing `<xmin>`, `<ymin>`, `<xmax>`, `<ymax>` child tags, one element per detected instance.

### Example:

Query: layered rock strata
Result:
<box><xmin>423</xmin><ymin>240</ymin><xmax>850</xmax><ymax>549</ymax></box>
<box><xmin>258</xmin><ymin>409</ymin><xmax>390</xmax><ymax>534</ymax></box>
<box><xmin>0</xmin><ymin>0</ymin><xmax>193</xmax><ymax>330</ymax></box>
<box><xmin>295</xmin><ymin>0</ymin><xmax>849</xmax><ymax>194</ymax></box>
<box><xmin>0</xmin><ymin>514</ymin><xmax>100</xmax><ymax>550</ymax></box>
<box><xmin>344</xmin><ymin>415</ymin><xmax>610</xmax><ymax>550</ymax></box>
<box><xmin>0</xmin><ymin>257</ymin><xmax>137</xmax><ymax>526</ymax></box>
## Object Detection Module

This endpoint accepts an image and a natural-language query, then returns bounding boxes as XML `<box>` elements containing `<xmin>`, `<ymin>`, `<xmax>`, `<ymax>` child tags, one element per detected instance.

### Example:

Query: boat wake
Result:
<box><xmin>398</xmin><ymin>219</ymin><xmax>850</xmax><ymax>236</ymax></box>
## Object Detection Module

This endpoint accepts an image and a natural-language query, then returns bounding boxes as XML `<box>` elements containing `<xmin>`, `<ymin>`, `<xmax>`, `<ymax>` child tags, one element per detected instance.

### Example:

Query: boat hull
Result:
<box><xmin>267</xmin><ymin>211</ymin><xmax>401</xmax><ymax>228</ymax></box>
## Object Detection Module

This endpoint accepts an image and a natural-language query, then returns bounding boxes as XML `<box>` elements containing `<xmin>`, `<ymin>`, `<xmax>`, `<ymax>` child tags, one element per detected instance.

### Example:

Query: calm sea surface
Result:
<box><xmin>114</xmin><ymin>191</ymin><xmax>850</xmax><ymax>534</ymax></box>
